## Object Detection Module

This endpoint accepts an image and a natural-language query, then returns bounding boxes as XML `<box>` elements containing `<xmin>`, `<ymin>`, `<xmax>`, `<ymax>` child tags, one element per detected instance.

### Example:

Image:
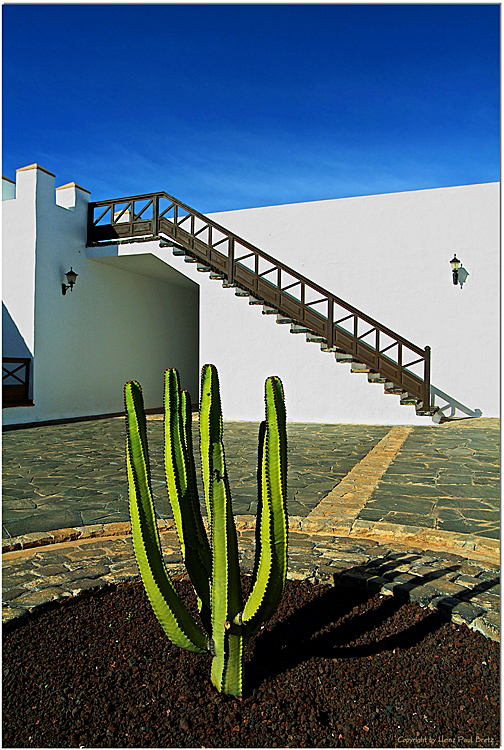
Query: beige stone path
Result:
<box><xmin>305</xmin><ymin>426</ymin><xmax>413</xmax><ymax>527</ymax></box>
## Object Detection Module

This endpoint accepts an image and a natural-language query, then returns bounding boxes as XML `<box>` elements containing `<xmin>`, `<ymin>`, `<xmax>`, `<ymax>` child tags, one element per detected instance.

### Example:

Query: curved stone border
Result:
<box><xmin>2</xmin><ymin>521</ymin><xmax>135</xmax><ymax>554</ymax></box>
<box><xmin>2</xmin><ymin>524</ymin><xmax>499</xmax><ymax>642</ymax></box>
<box><xmin>3</xmin><ymin>512</ymin><xmax>499</xmax><ymax>567</ymax></box>
<box><xmin>294</xmin><ymin>516</ymin><xmax>500</xmax><ymax>566</ymax></box>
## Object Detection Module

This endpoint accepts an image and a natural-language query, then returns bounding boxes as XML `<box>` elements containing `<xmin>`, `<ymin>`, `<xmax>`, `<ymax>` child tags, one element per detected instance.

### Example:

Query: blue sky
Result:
<box><xmin>2</xmin><ymin>4</ymin><xmax>500</xmax><ymax>212</ymax></box>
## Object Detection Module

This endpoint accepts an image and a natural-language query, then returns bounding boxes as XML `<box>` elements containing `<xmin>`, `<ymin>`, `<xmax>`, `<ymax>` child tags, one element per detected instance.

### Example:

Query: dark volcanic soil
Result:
<box><xmin>3</xmin><ymin>576</ymin><xmax>499</xmax><ymax>748</ymax></box>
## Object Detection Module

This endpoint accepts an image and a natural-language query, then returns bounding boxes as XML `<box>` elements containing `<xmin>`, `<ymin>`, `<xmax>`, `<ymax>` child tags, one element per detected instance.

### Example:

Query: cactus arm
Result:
<box><xmin>242</xmin><ymin>376</ymin><xmax>288</xmax><ymax>636</ymax></box>
<box><xmin>125</xmin><ymin>381</ymin><xmax>207</xmax><ymax>653</ymax></box>
<box><xmin>163</xmin><ymin>370</ymin><xmax>212</xmax><ymax>628</ymax></box>
<box><xmin>179</xmin><ymin>385</ymin><xmax>212</xmax><ymax>631</ymax></box>
<box><xmin>249</xmin><ymin>419</ymin><xmax>267</xmax><ymax>583</ymax></box>
<box><xmin>179</xmin><ymin>387</ymin><xmax>211</xmax><ymax>574</ymax></box>
<box><xmin>200</xmin><ymin>364</ymin><xmax>243</xmax><ymax>696</ymax></box>
<box><xmin>199</xmin><ymin>365</ymin><xmax>216</xmax><ymax>522</ymax></box>
<box><xmin>163</xmin><ymin>369</ymin><xmax>185</xmax><ymax>550</ymax></box>
<box><xmin>209</xmin><ymin>441</ymin><xmax>243</xmax><ymax>696</ymax></box>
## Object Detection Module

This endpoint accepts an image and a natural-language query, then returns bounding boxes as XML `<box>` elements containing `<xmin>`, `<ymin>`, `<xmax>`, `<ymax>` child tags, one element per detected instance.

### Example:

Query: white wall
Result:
<box><xmin>2</xmin><ymin>165</ymin><xmax>200</xmax><ymax>425</ymax></box>
<box><xmin>4</xmin><ymin>170</ymin><xmax>498</xmax><ymax>426</ymax></box>
<box><xmin>132</xmin><ymin>183</ymin><xmax>498</xmax><ymax>424</ymax></box>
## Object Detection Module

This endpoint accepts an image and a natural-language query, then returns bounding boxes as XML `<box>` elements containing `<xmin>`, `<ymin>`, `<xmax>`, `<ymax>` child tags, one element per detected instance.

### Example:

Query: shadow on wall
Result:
<box><xmin>430</xmin><ymin>384</ymin><xmax>482</xmax><ymax>423</ymax></box>
<box><xmin>457</xmin><ymin>266</ymin><xmax>469</xmax><ymax>289</ymax></box>
<box><xmin>2</xmin><ymin>303</ymin><xmax>34</xmax><ymax>401</ymax></box>
<box><xmin>2</xmin><ymin>304</ymin><xmax>32</xmax><ymax>358</ymax></box>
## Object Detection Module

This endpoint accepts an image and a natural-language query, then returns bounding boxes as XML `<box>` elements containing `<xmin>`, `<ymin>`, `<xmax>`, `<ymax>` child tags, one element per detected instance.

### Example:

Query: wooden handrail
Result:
<box><xmin>88</xmin><ymin>192</ymin><xmax>431</xmax><ymax>408</ymax></box>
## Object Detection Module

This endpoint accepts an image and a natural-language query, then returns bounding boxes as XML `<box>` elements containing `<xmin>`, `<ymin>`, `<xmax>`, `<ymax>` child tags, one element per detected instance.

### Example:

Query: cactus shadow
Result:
<box><xmin>244</xmin><ymin>552</ymin><xmax>468</xmax><ymax>695</ymax></box>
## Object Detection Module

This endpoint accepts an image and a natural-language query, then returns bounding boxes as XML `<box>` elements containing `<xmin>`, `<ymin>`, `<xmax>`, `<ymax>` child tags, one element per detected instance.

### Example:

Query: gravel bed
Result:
<box><xmin>2</xmin><ymin>576</ymin><xmax>499</xmax><ymax>748</ymax></box>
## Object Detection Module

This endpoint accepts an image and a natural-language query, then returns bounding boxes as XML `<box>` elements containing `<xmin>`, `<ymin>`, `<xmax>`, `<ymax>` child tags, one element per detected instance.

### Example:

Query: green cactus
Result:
<box><xmin>124</xmin><ymin>364</ymin><xmax>287</xmax><ymax>697</ymax></box>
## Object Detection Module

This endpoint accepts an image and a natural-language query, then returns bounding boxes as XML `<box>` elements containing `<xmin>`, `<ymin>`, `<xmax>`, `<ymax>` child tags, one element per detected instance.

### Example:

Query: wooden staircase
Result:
<box><xmin>87</xmin><ymin>191</ymin><xmax>439</xmax><ymax>418</ymax></box>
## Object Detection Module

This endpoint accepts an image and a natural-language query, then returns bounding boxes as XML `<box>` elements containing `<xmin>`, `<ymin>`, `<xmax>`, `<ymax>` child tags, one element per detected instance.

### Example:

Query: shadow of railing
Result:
<box><xmin>430</xmin><ymin>384</ymin><xmax>482</xmax><ymax>422</ymax></box>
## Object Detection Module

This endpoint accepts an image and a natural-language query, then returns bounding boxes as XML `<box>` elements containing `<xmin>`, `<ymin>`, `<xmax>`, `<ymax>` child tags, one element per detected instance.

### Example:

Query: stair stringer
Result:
<box><xmin>161</xmin><ymin>242</ymin><xmax>437</xmax><ymax>419</ymax></box>
<box><xmin>157</xmin><ymin>243</ymin><xmax>429</xmax><ymax>423</ymax></box>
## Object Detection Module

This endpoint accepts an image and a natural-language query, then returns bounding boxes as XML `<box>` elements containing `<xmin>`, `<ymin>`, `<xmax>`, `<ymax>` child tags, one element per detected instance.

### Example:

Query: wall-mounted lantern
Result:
<box><xmin>449</xmin><ymin>255</ymin><xmax>461</xmax><ymax>286</ymax></box>
<box><xmin>62</xmin><ymin>267</ymin><xmax>78</xmax><ymax>295</ymax></box>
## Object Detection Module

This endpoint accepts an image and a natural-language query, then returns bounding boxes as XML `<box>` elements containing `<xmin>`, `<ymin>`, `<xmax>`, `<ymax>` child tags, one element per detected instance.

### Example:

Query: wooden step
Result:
<box><xmin>335</xmin><ymin>352</ymin><xmax>360</xmax><ymax>363</ymax></box>
<box><xmin>306</xmin><ymin>333</ymin><xmax>326</xmax><ymax>343</ymax></box>
<box><xmin>290</xmin><ymin>324</ymin><xmax>311</xmax><ymax>334</ymax></box>
<box><xmin>209</xmin><ymin>272</ymin><xmax>225</xmax><ymax>280</ymax></box>
<box><xmin>276</xmin><ymin>315</ymin><xmax>294</xmax><ymax>324</ymax></box>
<box><xmin>384</xmin><ymin>382</ymin><xmax>406</xmax><ymax>395</ymax></box>
<box><xmin>197</xmin><ymin>264</ymin><xmax>211</xmax><ymax>272</ymax></box>
<box><xmin>222</xmin><ymin>281</ymin><xmax>239</xmax><ymax>288</ymax></box>
<box><xmin>183</xmin><ymin>255</ymin><xmax>198</xmax><ymax>263</ymax></box>
<box><xmin>417</xmin><ymin>405</ymin><xmax>437</xmax><ymax>417</ymax></box>
<box><xmin>234</xmin><ymin>288</ymin><xmax>249</xmax><ymax>296</ymax></box>
<box><xmin>413</xmin><ymin>399</ymin><xmax>438</xmax><ymax>417</ymax></box>
<box><xmin>248</xmin><ymin>297</ymin><xmax>263</xmax><ymax>305</ymax></box>
<box><xmin>351</xmin><ymin>363</ymin><xmax>372</xmax><ymax>373</ymax></box>
<box><xmin>367</xmin><ymin>372</ymin><xmax>388</xmax><ymax>384</ymax></box>
<box><xmin>262</xmin><ymin>306</ymin><xmax>279</xmax><ymax>315</ymax></box>
<box><xmin>171</xmin><ymin>247</ymin><xmax>186</xmax><ymax>256</ymax></box>
<box><xmin>400</xmin><ymin>394</ymin><xmax>419</xmax><ymax>405</ymax></box>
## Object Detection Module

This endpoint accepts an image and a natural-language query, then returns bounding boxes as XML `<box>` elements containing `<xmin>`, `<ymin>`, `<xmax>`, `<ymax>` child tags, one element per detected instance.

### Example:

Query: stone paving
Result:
<box><xmin>2</xmin><ymin>415</ymin><xmax>500</xmax><ymax>642</ymax></box>
<box><xmin>358</xmin><ymin>423</ymin><xmax>500</xmax><ymax>540</ymax></box>
<box><xmin>2</xmin><ymin>417</ymin><xmax>390</xmax><ymax>537</ymax></box>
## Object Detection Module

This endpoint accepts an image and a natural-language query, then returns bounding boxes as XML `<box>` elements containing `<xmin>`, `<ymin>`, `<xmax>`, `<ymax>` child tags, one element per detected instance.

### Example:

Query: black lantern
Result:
<box><xmin>62</xmin><ymin>267</ymin><xmax>78</xmax><ymax>295</ymax></box>
<box><xmin>449</xmin><ymin>255</ymin><xmax>460</xmax><ymax>286</ymax></box>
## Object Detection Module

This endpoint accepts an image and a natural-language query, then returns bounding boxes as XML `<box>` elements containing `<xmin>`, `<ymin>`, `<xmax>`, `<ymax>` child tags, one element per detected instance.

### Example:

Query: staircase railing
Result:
<box><xmin>87</xmin><ymin>191</ymin><xmax>431</xmax><ymax>409</ymax></box>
